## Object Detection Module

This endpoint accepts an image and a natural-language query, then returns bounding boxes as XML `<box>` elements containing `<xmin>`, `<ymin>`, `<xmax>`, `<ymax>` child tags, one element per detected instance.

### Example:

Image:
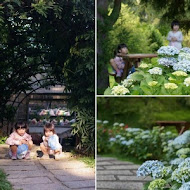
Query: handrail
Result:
<box><xmin>117</xmin><ymin>53</ymin><xmax>158</xmax><ymax>59</ymax></box>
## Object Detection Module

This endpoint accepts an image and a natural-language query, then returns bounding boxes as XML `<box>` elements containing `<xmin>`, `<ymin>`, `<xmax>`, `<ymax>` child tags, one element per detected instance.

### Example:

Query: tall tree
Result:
<box><xmin>141</xmin><ymin>0</ymin><xmax>190</xmax><ymax>31</ymax></box>
<box><xmin>97</xmin><ymin>0</ymin><xmax>122</xmax><ymax>93</ymax></box>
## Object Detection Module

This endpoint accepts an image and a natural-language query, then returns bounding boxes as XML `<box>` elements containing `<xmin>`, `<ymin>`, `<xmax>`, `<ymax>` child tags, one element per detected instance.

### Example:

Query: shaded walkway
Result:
<box><xmin>0</xmin><ymin>145</ymin><xmax>95</xmax><ymax>190</ymax></box>
<box><xmin>97</xmin><ymin>156</ymin><xmax>151</xmax><ymax>190</ymax></box>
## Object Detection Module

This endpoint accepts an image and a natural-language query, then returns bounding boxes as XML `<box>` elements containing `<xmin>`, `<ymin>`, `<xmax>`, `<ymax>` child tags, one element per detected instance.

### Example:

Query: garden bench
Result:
<box><xmin>109</xmin><ymin>53</ymin><xmax>157</xmax><ymax>83</ymax></box>
<box><xmin>156</xmin><ymin>121</ymin><xmax>190</xmax><ymax>135</ymax></box>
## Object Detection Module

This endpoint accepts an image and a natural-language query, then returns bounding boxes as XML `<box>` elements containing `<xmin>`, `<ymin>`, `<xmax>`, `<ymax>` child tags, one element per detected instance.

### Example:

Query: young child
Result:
<box><xmin>6</xmin><ymin>122</ymin><xmax>33</xmax><ymax>160</ymax></box>
<box><xmin>40</xmin><ymin>123</ymin><xmax>62</xmax><ymax>160</ymax></box>
<box><xmin>167</xmin><ymin>20</ymin><xmax>183</xmax><ymax>50</ymax></box>
<box><xmin>110</xmin><ymin>43</ymin><xmax>129</xmax><ymax>77</ymax></box>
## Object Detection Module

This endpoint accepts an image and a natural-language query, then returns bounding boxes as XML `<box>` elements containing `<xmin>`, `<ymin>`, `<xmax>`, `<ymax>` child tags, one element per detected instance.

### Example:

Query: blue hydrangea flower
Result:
<box><xmin>158</xmin><ymin>57</ymin><xmax>177</xmax><ymax>67</ymax></box>
<box><xmin>157</xmin><ymin>46</ymin><xmax>179</xmax><ymax>56</ymax></box>
<box><xmin>180</xmin><ymin>47</ymin><xmax>190</xmax><ymax>54</ymax></box>
<box><xmin>125</xmin><ymin>139</ymin><xmax>134</xmax><ymax>146</ymax></box>
<box><xmin>127</xmin><ymin>128</ymin><xmax>142</xmax><ymax>132</ymax></box>
<box><xmin>120</xmin><ymin>137</ymin><xmax>126</xmax><ymax>141</ymax></box>
<box><xmin>109</xmin><ymin>137</ymin><xmax>116</xmax><ymax>142</ymax></box>
<box><xmin>178</xmin><ymin>52</ymin><xmax>190</xmax><ymax>62</ymax></box>
<box><xmin>170</xmin><ymin>158</ymin><xmax>185</xmax><ymax>166</ymax></box>
<box><xmin>178</xmin><ymin>158</ymin><xmax>190</xmax><ymax>168</ymax></box>
<box><xmin>179</xmin><ymin>181</ymin><xmax>190</xmax><ymax>190</ymax></box>
<box><xmin>121</xmin><ymin>140</ymin><xmax>127</xmax><ymax>145</ymax></box>
<box><xmin>137</xmin><ymin>160</ymin><xmax>164</xmax><ymax>179</ymax></box>
<box><xmin>115</xmin><ymin>135</ymin><xmax>122</xmax><ymax>139</ymax></box>
<box><xmin>172</xmin><ymin>131</ymin><xmax>190</xmax><ymax>146</ymax></box>
<box><xmin>172</xmin><ymin>158</ymin><xmax>190</xmax><ymax>183</ymax></box>
<box><xmin>173</xmin><ymin>60</ymin><xmax>190</xmax><ymax>72</ymax></box>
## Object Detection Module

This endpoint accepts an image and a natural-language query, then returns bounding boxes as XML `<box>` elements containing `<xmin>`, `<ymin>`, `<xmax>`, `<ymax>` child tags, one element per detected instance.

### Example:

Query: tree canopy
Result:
<box><xmin>97</xmin><ymin>0</ymin><xmax>190</xmax><ymax>93</ymax></box>
<box><xmin>0</xmin><ymin>0</ymin><xmax>94</xmax><ymax>155</ymax></box>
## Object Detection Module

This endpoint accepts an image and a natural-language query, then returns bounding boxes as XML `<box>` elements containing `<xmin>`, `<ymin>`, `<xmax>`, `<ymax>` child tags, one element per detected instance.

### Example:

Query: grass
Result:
<box><xmin>108</xmin><ymin>64</ymin><xmax>117</xmax><ymax>88</ymax></box>
<box><xmin>99</xmin><ymin>153</ymin><xmax>143</xmax><ymax>165</ymax></box>
<box><xmin>78</xmin><ymin>156</ymin><xmax>95</xmax><ymax>168</ymax></box>
<box><xmin>70</xmin><ymin>151</ymin><xmax>95</xmax><ymax>168</ymax></box>
<box><xmin>0</xmin><ymin>169</ymin><xmax>12</xmax><ymax>190</ymax></box>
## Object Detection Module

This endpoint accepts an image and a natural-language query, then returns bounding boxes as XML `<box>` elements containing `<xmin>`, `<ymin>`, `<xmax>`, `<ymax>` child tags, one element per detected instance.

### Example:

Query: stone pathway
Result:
<box><xmin>0</xmin><ymin>144</ymin><xmax>95</xmax><ymax>190</ymax></box>
<box><xmin>97</xmin><ymin>156</ymin><xmax>151</xmax><ymax>190</ymax></box>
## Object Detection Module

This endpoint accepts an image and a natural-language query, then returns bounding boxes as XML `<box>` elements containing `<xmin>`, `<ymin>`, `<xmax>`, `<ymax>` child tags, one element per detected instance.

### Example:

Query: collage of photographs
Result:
<box><xmin>0</xmin><ymin>0</ymin><xmax>190</xmax><ymax>190</ymax></box>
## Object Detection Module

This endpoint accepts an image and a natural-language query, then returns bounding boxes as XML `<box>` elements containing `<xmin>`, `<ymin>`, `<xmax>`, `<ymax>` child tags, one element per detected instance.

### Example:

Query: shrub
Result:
<box><xmin>105</xmin><ymin>47</ymin><xmax>190</xmax><ymax>95</ymax></box>
<box><xmin>0</xmin><ymin>169</ymin><xmax>12</xmax><ymax>190</ymax></box>
<box><xmin>137</xmin><ymin>130</ymin><xmax>190</xmax><ymax>190</ymax></box>
<box><xmin>108</xmin><ymin>127</ymin><xmax>176</xmax><ymax>161</ymax></box>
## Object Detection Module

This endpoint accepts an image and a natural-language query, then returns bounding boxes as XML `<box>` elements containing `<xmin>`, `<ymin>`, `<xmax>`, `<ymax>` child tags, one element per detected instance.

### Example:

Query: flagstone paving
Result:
<box><xmin>0</xmin><ymin>144</ymin><xmax>95</xmax><ymax>190</ymax></box>
<box><xmin>97</xmin><ymin>156</ymin><xmax>152</xmax><ymax>190</ymax></box>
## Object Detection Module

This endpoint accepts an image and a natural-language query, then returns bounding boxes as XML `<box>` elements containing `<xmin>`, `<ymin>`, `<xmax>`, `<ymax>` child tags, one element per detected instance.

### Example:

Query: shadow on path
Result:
<box><xmin>0</xmin><ymin>144</ymin><xmax>95</xmax><ymax>190</ymax></box>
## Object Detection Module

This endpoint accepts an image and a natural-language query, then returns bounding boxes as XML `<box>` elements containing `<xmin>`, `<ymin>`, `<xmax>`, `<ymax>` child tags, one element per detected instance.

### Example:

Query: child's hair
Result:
<box><xmin>114</xmin><ymin>43</ymin><xmax>128</xmax><ymax>56</ymax></box>
<box><xmin>15</xmin><ymin>122</ymin><xmax>28</xmax><ymax>130</ymax></box>
<box><xmin>44</xmin><ymin>123</ymin><xmax>55</xmax><ymax>134</ymax></box>
<box><xmin>171</xmin><ymin>20</ymin><xmax>179</xmax><ymax>29</ymax></box>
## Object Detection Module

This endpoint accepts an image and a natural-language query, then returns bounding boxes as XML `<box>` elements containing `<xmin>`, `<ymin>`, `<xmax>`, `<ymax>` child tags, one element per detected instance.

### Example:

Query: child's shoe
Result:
<box><xmin>55</xmin><ymin>154</ymin><xmax>61</xmax><ymax>161</ymax></box>
<box><xmin>116</xmin><ymin>70</ymin><xmax>122</xmax><ymax>77</ymax></box>
<box><xmin>41</xmin><ymin>154</ymin><xmax>49</xmax><ymax>160</ymax></box>
<box><xmin>11</xmin><ymin>155</ymin><xmax>17</xmax><ymax>160</ymax></box>
<box><xmin>24</xmin><ymin>151</ymin><xmax>31</xmax><ymax>160</ymax></box>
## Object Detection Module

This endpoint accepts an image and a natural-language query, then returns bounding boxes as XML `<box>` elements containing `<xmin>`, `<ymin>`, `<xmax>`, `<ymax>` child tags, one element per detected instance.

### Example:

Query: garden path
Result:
<box><xmin>97</xmin><ymin>156</ymin><xmax>151</xmax><ymax>190</ymax></box>
<box><xmin>0</xmin><ymin>144</ymin><xmax>95</xmax><ymax>190</ymax></box>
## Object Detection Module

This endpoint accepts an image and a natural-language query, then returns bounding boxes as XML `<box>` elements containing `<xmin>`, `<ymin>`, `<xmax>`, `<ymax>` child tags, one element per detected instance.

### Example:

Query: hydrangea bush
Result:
<box><xmin>108</xmin><ymin>126</ymin><xmax>176</xmax><ymax>161</ymax></box>
<box><xmin>97</xmin><ymin>119</ymin><xmax>190</xmax><ymax>189</ymax></box>
<box><xmin>137</xmin><ymin>130</ymin><xmax>190</xmax><ymax>190</ymax></box>
<box><xmin>104</xmin><ymin>46</ymin><xmax>190</xmax><ymax>95</ymax></box>
<box><xmin>137</xmin><ymin>158</ymin><xmax>190</xmax><ymax>190</ymax></box>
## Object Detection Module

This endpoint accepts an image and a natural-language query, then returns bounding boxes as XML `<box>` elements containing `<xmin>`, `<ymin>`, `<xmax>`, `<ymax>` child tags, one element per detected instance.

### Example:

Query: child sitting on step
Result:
<box><xmin>40</xmin><ymin>123</ymin><xmax>62</xmax><ymax>160</ymax></box>
<box><xmin>6</xmin><ymin>122</ymin><xmax>33</xmax><ymax>160</ymax></box>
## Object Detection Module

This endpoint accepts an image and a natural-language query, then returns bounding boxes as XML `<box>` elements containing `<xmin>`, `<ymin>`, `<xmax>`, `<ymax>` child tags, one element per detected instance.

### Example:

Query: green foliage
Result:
<box><xmin>103</xmin><ymin>4</ymin><xmax>151</xmax><ymax>65</ymax></box>
<box><xmin>97</xmin><ymin>97</ymin><xmax>190</xmax><ymax>129</ymax></box>
<box><xmin>148</xmin><ymin>179</ymin><xmax>167</xmax><ymax>190</ymax></box>
<box><xmin>148</xmin><ymin>27</ymin><xmax>164</xmax><ymax>52</ymax></box>
<box><xmin>106</xmin><ymin>50</ymin><xmax>190</xmax><ymax>95</ymax></box>
<box><xmin>72</xmin><ymin>109</ymin><xmax>95</xmax><ymax>156</ymax></box>
<box><xmin>0</xmin><ymin>136</ymin><xmax>7</xmax><ymax>144</ymax></box>
<box><xmin>97</xmin><ymin>119</ymin><xmax>177</xmax><ymax>161</ymax></box>
<box><xmin>0</xmin><ymin>0</ymin><xmax>95</xmax><ymax>154</ymax></box>
<box><xmin>97</xmin><ymin>122</ymin><xmax>111</xmax><ymax>154</ymax></box>
<box><xmin>0</xmin><ymin>169</ymin><xmax>12</xmax><ymax>190</ymax></box>
<box><xmin>32</xmin><ymin>0</ymin><xmax>55</xmax><ymax>17</ymax></box>
<box><xmin>77</xmin><ymin>156</ymin><xmax>95</xmax><ymax>168</ymax></box>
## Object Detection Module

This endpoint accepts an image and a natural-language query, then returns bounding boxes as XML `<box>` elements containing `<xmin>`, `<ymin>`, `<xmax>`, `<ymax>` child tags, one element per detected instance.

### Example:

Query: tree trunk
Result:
<box><xmin>97</xmin><ymin>0</ymin><xmax>122</xmax><ymax>93</ymax></box>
